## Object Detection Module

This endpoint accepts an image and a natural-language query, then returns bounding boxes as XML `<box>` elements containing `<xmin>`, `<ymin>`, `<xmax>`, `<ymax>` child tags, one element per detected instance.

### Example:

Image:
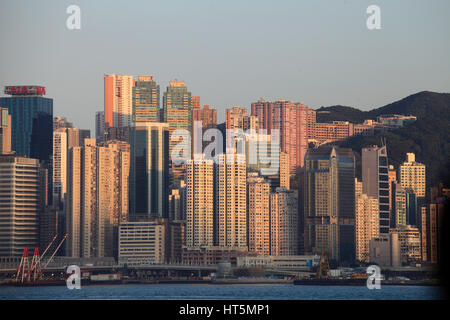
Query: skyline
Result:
<box><xmin>1</xmin><ymin>0</ymin><xmax>450</xmax><ymax>133</ymax></box>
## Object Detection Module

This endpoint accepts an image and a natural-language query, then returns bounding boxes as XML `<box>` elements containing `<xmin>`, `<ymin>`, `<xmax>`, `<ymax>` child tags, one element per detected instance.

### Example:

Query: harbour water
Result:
<box><xmin>0</xmin><ymin>284</ymin><xmax>445</xmax><ymax>300</ymax></box>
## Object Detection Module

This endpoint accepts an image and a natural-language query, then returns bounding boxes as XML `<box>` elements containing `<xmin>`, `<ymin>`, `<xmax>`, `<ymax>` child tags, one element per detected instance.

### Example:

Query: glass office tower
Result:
<box><xmin>129</xmin><ymin>122</ymin><xmax>170</xmax><ymax>218</ymax></box>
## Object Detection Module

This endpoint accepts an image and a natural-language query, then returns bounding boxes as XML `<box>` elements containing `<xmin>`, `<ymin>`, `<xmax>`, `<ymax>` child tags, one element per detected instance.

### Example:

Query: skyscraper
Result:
<box><xmin>247</xmin><ymin>172</ymin><xmax>270</xmax><ymax>255</ymax></box>
<box><xmin>270</xmin><ymin>187</ymin><xmax>298</xmax><ymax>256</ymax></box>
<box><xmin>362</xmin><ymin>145</ymin><xmax>390</xmax><ymax>234</ymax></box>
<box><xmin>226</xmin><ymin>106</ymin><xmax>258</xmax><ymax>131</ymax></box>
<box><xmin>251</xmin><ymin>99</ymin><xmax>309</xmax><ymax>174</ymax></box>
<box><xmin>399</xmin><ymin>153</ymin><xmax>426</xmax><ymax>198</ymax></box>
<box><xmin>95</xmin><ymin>111</ymin><xmax>105</xmax><ymax>143</ymax></box>
<box><xmin>215</xmin><ymin>153</ymin><xmax>247</xmax><ymax>249</ymax></box>
<box><xmin>163</xmin><ymin>81</ymin><xmax>192</xmax><ymax>185</ymax></box>
<box><xmin>304</xmin><ymin>146</ymin><xmax>355</xmax><ymax>263</ymax></box>
<box><xmin>0</xmin><ymin>107</ymin><xmax>11</xmax><ymax>154</ymax></box>
<box><xmin>132</xmin><ymin>76</ymin><xmax>160</xmax><ymax>123</ymax></box>
<box><xmin>186</xmin><ymin>155</ymin><xmax>214</xmax><ymax>247</ymax></box>
<box><xmin>129</xmin><ymin>122</ymin><xmax>169</xmax><ymax>218</ymax></box>
<box><xmin>163</xmin><ymin>81</ymin><xmax>192</xmax><ymax>151</ymax></box>
<box><xmin>66</xmin><ymin>139</ymin><xmax>129</xmax><ymax>258</ymax></box>
<box><xmin>1</xmin><ymin>86</ymin><xmax>53</xmax><ymax>163</ymax></box>
<box><xmin>192</xmin><ymin>104</ymin><xmax>217</xmax><ymax>155</ymax></box>
<box><xmin>104</xmin><ymin>74</ymin><xmax>135</xmax><ymax>128</ymax></box>
<box><xmin>0</xmin><ymin>155</ymin><xmax>45</xmax><ymax>256</ymax></box>
<box><xmin>53</xmin><ymin>126</ymin><xmax>90</xmax><ymax>205</ymax></box>
<box><xmin>355</xmin><ymin>178</ymin><xmax>379</xmax><ymax>262</ymax></box>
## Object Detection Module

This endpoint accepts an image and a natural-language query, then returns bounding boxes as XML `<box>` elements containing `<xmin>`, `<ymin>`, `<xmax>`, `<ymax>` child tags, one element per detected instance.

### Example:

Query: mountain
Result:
<box><xmin>315</xmin><ymin>105</ymin><xmax>367</xmax><ymax>123</ymax></box>
<box><xmin>318</xmin><ymin>91</ymin><xmax>450</xmax><ymax>188</ymax></box>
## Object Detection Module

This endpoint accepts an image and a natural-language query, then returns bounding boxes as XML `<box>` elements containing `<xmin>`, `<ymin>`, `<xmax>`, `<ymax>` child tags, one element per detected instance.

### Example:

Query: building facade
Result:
<box><xmin>129</xmin><ymin>122</ymin><xmax>169</xmax><ymax>218</ymax></box>
<box><xmin>304</xmin><ymin>146</ymin><xmax>355</xmax><ymax>263</ymax></box>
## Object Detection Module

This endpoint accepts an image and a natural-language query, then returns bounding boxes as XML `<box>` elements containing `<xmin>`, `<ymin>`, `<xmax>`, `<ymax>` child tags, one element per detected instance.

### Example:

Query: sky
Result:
<box><xmin>1</xmin><ymin>0</ymin><xmax>449</xmax><ymax>133</ymax></box>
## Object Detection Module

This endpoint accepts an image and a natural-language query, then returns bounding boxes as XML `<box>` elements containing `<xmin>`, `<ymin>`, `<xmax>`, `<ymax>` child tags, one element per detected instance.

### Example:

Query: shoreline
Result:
<box><xmin>0</xmin><ymin>278</ymin><xmax>442</xmax><ymax>288</ymax></box>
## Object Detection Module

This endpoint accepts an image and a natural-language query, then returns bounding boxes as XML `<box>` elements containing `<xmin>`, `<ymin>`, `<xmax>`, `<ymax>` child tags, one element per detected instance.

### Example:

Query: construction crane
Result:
<box><xmin>26</xmin><ymin>234</ymin><xmax>59</xmax><ymax>282</ymax></box>
<box><xmin>316</xmin><ymin>250</ymin><xmax>330</xmax><ymax>279</ymax></box>
<box><xmin>36</xmin><ymin>232</ymin><xmax>69</xmax><ymax>282</ymax></box>
<box><xmin>15</xmin><ymin>233</ymin><xmax>69</xmax><ymax>283</ymax></box>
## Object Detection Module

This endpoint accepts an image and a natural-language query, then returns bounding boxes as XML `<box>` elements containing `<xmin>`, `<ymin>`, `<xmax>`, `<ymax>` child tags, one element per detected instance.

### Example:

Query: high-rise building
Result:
<box><xmin>270</xmin><ymin>188</ymin><xmax>298</xmax><ymax>256</ymax></box>
<box><xmin>66</xmin><ymin>139</ymin><xmax>129</xmax><ymax>258</ymax></box>
<box><xmin>95</xmin><ymin>111</ymin><xmax>105</xmax><ymax>143</ymax></box>
<box><xmin>362</xmin><ymin>145</ymin><xmax>390</xmax><ymax>234</ymax></box>
<box><xmin>104</xmin><ymin>74</ymin><xmax>135</xmax><ymax>129</ymax></box>
<box><xmin>52</xmin><ymin>127</ymin><xmax>90</xmax><ymax>205</ymax></box>
<box><xmin>186</xmin><ymin>155</ymin><xmax>214</xmax><ymax>247</ymax></box>
<box><xmin>162</xmin><ymin>81</ymin><xmax>192</xmax><ymax>185</ymax></box>
<box><xmin>251</xmin><ymin>99</ymin><xmax>309</xmax><ymax>174</ymax></box>
<box><xmin>192</xmin><ymin>104</ymin><xmax>217</xmax><ymax>155</ymax></box>
<box><xmin>399</xmin><ymin>153</ymin><xmax>426</xmax><ymax>198</ymax></box>
<box><xmin>168</xmin><ymin>180</ymin><xmax>186</xmax><ymax>221</ymax></box>
<box><xmin>52</xmin><ymin>128</ymin><xmax>68</xmax><ymax>204</ymax></box>
<box><xmin>355</xmin><ymin>178</ymin><xmax>379</xmax><ymax>262</ymax></box>
<box><xmin>129</xmin><ymin>122</ymin><xmax>169</xmax><ymax>218</ymax></box>
<box><xmin>132</xmin><ymin>76</ymin><xmax>160</xmax><ymax>123</ymax></box>
<box><xmin>247</xmin><ymin>172</ymin><xmax>270</xmax><ymax>256</ymax></box>
<box><xmin>190</xmin><ymin>96</ymin><xmax>200</xmax><ymax>109</ymax></box>
<box><xmin>226</xmin><ymin>106</ymin><xmax>258</xmax><ymax>132</ymax></box>
<box><xmin>215</xmin><ymin>153</ymin><xmax>247</xmax><ymax>250</ymax></box>
<box><xmin>279</xmin><ymin>152</ymin><xmax>290</xmax><ymax>190</ymax></box>
<box><xmin>53</xmin><ymin>116</ymin><xmax>73</xmax><ymax>130</ymax></box>
<box><xmin>1</xmin><ymin>86</ymin><xmax>53</xmax><ymax>203</ymax></box>
<box><xmin>392</xmin><ymin>182</ymin><xmax>407</xmax><ymax>227</ymax></box>
<box><xmin>192</xmin><ymin>104</ymin><xmax>216</xmax><ymax>128</ymax></box>
<box><xmin>421</xmin><ymin>186</ymin><xmax>449</xmax><ymax>263</ymax></box>
<box><xmin>304</xmin><ymin>146</ymin><xmax>355</xmax><ymax>263</ymax></box>
<box><xmin>388</xmin><ymin>165</ymin><xmax>397</xmax><ymax>214</ymax></box>
<box><xmin>163</xmin><ymin>80</ymin><xmax>192</xmax><ymax>151</ymax></box>
<box><xmin>0</xmin><ymin>107</ymin><xmax>12</xmax><ymax>154</ymax></box>
<box><xmin>0</xmin><ymin>155</ymin><xmax>45</xmax><ymax>256</ymax></box>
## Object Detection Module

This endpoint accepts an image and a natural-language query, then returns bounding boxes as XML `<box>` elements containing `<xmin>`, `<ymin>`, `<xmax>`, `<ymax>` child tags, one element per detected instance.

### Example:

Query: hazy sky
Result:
<box><xmin>1</xmin><ymin>0</ymin><xmax>449</xmax><ymax>132</ymax></box>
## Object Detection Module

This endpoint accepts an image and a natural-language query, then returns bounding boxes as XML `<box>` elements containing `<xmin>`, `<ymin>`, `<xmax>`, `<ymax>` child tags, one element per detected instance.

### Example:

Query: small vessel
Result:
<box><xmin>293</xmin><ymin>250</ymin><xmax>368</xmax><ymax>286</ymax></box>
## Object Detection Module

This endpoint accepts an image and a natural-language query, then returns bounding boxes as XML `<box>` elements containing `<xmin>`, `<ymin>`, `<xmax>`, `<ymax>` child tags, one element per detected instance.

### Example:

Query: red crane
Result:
<box><xmin>14</xmin><ymin>233</ymin><xmax>69</xmax><ymax>283</ymax></box>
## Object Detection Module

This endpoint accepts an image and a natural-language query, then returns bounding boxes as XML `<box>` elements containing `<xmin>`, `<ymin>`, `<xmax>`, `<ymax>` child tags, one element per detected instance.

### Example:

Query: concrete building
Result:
<box><xmin>104</xmin><ymin>74</ymin><xmax>135</xmax><ymax>129</ymax></box>
<box><xmin>226</xmin><ymin>106</ymin><xmax>258</xmax><ymax>132</ymax></box>
<box><xmin>132</xmin><ymin>75</ymin><xmax>160</xmax><ymax>123</ymax></box>
<box><xmin>251</xmin><ymin>99</ymin><xmax>309</xmax><ymax>174</ymax></box>
<box><xmin>0</xmin><ymin>155</ymin><xmax>45</xmax><ymax>256</ymax></box>
<box><xmin>399</xmin><ymin>153</ymin><xmax>426</xmax><ymax>198</ymax></box>
<box><xmin>192</xmin><ymin>103</ymin><xmax>217</xmax><ymax>156</ymax></box>
<box><xmin>118</xmin><ymin>219</ymin><xmax>166</xmax><ymax>266</ymax></box>
<box><xmin>66</xmin><ymin>139</ymin><xmax>129</xmax><ymax>258</ymax></box>
<box><xmin>369</xmin><ymin>233</ymin><xmax>401</xmax><ymax>267</ymax></box>
<box><xmin>391</xmin><ymin>225</ymin><xmax>422</xmax><ymax>265</ymax></box>
<box><xmin>247</xmin><ymin>173</ymin><xmax>271</xmax><ymax>256</ymax></box>
<box><xmin>304</xmin><ymin>146</ymin><xmax>355</xmax><ymax>263</ymax></box>
<box><xmin>237</xmin><ymin>255</ymin><xmax>320</xmax><ymax>271</ymax></box>
<box><xmin>215</xmin><ymin>153</ymin><xmax>247</xmax><ymax>250</ymax></box>
<box><xmin>362</xmin><ymin>145</ymin><xmax>390</xmax><ymax>234</ymax></box>
<box><xmin>270</xmin><ymin>188</ymin><xmax>298</xmax><ymax>256</ymax></box>
<box><xmin>355</xmin><ymin>178</ymin><xmax>379</xmax><ymax>262</ymax></box>
<box><xmin>162</xmin><ymin>80</ymin><xmax>192</xmax><ymax>153</ymax></box>
<box><xmin>186</xmin><ymin>155</ymin><xmax>214</xmax><ymax>247</ymax></box>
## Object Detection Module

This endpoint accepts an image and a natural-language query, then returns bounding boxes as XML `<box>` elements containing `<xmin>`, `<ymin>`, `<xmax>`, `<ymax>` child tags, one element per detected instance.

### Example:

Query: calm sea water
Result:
<box><xmin>0</xmin><ymin>284</ymin><xmax>445</xmax><ymax>300</ymax></box>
